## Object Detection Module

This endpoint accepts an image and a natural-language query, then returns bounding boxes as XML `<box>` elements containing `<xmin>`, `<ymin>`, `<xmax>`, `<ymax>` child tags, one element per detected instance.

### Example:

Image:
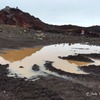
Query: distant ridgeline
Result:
<box><xmin>0</xmin><ymin>6</ymin><xmax>100</xmax><ymax>37</ymax></box>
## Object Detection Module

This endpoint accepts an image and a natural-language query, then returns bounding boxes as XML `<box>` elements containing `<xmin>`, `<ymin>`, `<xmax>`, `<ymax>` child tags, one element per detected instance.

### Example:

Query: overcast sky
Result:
<box><xmin>0</xmin><ymin>0</ymin><xmax>100</xmax><ymax>26</ymax></box>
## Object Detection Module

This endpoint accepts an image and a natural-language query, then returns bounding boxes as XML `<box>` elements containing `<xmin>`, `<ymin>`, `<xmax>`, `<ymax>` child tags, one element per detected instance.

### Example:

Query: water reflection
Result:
<box><xmin>67</xmin><ymin>60</ymin><xmax>90</xmax><ymax>66</ymax></box>
<box><xmin>0</xmin><ymin>47</ymin><xmax>42</xmax><ymax>62</ymax></box>
<box><xmin>0</xmin><ymin>43</ymin><xmax>100</xmax><ymax>79</ymax></box>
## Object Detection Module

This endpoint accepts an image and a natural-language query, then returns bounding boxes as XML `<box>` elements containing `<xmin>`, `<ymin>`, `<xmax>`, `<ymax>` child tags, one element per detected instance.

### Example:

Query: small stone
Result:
<box><xmin>24</xmin><ymin>29</ymin><xmax>27</xmax><ymax>33</ymax></box>
<box><xmin>19</xmin><ymin>66</ymin><xmax>24</xmax><ymax>68</ymax></box>
<box><xmin>3</xmin><ymin>91</ymin><xmax>6</xmax><ymax>93</ymax></box>
<box><xmin>32</xmin><ymin>64</ymin><xmax>40</xmax><ymax>71</ymax></box>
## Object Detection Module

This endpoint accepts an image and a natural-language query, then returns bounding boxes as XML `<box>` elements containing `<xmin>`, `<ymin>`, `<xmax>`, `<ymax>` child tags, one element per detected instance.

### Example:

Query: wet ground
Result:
<box><xmin>0</xmin><ymin>32</ymin><xmax>100</xmax><ymax>100</ymax></box>
<box><xmin>0</xmin><ymin>43</ymin><xmax>100</xmax><ymax>79</ymax></box>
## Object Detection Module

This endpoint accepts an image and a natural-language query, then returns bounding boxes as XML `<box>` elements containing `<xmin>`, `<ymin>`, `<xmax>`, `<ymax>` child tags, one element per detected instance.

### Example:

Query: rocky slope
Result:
<box><xmin>0</xmin><ymin>6</ymin><xmax>48</xmax><ymax>30</ymax></box>
<box><xmin>0</xmin><ymin>6</ymin><xmax>100</xmax><ymax>37</ymax></box>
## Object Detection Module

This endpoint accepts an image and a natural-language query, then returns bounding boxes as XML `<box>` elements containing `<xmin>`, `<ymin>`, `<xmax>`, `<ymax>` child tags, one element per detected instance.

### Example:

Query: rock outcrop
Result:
<box><xmin>0</xmin><ymin>6</ymin><xmax>100</xmax><ymax>37</ymax></box>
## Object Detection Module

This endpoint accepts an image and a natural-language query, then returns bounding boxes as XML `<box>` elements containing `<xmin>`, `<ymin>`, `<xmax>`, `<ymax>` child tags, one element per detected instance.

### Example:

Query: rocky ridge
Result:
<box><xmin>0</xmin><ymin>6</ymin><xmax>100</xmax><ymax>37</ymax></box>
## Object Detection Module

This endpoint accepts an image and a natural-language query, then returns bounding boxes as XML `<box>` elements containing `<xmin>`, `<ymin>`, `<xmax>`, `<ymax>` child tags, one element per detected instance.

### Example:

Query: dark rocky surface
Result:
<box><xmin>32</xmin><ymin>64</ymin><xmax>40</xmax><ymax>71</ymax></box>
<box><xmin>0</xmin><ymin>6</ymin><xmax>100</xmax><ymax>100</ymax></box>
<box><xmin>1</xmin><ymin>24</ymin><xmax>100</xmax><ymax>50</ymax></box>
<box><xmin>19</xmin><ymin>66</ymin><xmax>24</xmax><ymax>68</ymax></box>
<box><xmin>58</xmin><ymin>54</ymin><xmax>94</xmax><ymax>62</ymax></box>
<box><xmin>78</xmin><ymin>53</ymin><xmax>100</xmax><ymax>59</ymax></box>
<box><xmin>80</xmin><ymin>65</ymin><xmax>100</xmax><ymax>75</ymax></box>
<box><xmin>0</xmin><ymin>25</ymin><xmax>100</xmax><ymax>100</ymax></box>
<box><xmin>0</xmin><ymin>64</ymin><xmax>100</xmax><ymax>100</ymax></box>
<box><xmin>1</xmin><ymin>52</ymin><xmax>100</xmax><ymax>99</ymax></box>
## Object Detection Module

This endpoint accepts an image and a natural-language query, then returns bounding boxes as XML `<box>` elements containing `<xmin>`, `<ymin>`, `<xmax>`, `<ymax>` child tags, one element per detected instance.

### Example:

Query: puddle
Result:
<box><xmin>0</xmin><ymin>47</ymin><xmax>42</xmax><ymax>62</ymax></box>
<box><xmin>67</xmin><ymin>60</ymin><xmax>90</xmax><ymax>66</ymax></box>
<box><xmin>0</xmin><ymin>43</ymin><xmax>100</xmax><ymax>80</ymax></box>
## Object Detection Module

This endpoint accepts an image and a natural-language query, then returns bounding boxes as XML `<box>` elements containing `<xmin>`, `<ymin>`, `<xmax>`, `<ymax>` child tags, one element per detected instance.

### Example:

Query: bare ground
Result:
<box><xmin>0</xmin><ymin>25</ymin><xmax>100</xmax><ymax>100</ymax></box>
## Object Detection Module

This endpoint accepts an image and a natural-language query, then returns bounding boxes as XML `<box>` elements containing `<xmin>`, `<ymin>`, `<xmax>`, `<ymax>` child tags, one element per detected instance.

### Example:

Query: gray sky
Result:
<box><xmin>0</xmin><ymin>0</ymin><xmax>100</xmax><ymax>26</ymax></box>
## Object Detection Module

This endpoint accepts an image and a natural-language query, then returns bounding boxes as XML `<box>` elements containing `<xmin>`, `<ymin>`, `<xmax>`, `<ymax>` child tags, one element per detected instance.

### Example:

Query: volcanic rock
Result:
<box><xmin>32</xmin><ymin>64</ymin><xmax>40</xmax><ymax>71</ymax></box>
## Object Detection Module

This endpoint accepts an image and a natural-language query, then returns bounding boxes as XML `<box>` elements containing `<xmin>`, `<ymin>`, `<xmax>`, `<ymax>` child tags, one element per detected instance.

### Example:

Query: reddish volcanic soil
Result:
<box><xmin>0</xmin><ymin>6</ymin><xmax>100</xmax><ymax>37</ymax></box>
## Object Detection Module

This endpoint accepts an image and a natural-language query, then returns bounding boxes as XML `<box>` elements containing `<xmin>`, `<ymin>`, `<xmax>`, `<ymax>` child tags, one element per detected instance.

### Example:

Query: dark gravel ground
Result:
<box><xmin>0</xmin><ymin>64</ymin><xmax>100</xmax><ymax>100</ymax></box>
<box><xmin>0</xmin><ymin>25</ymin><xmax>100</xmax><ymax>49</ymax></box>
<box><xmin>58</xmin><ymin>54</ymin><xmax>94</xmax><ymax>62</ymax></box>
<box><xmin>80</xmin><ymin>65</ymin><xmax>100</xmax><ymax>75</ymax></box>
<box><xmin>0</xmin><ymin>25</ymin><xmax>100</xmax><ymax>100</ymax></box>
